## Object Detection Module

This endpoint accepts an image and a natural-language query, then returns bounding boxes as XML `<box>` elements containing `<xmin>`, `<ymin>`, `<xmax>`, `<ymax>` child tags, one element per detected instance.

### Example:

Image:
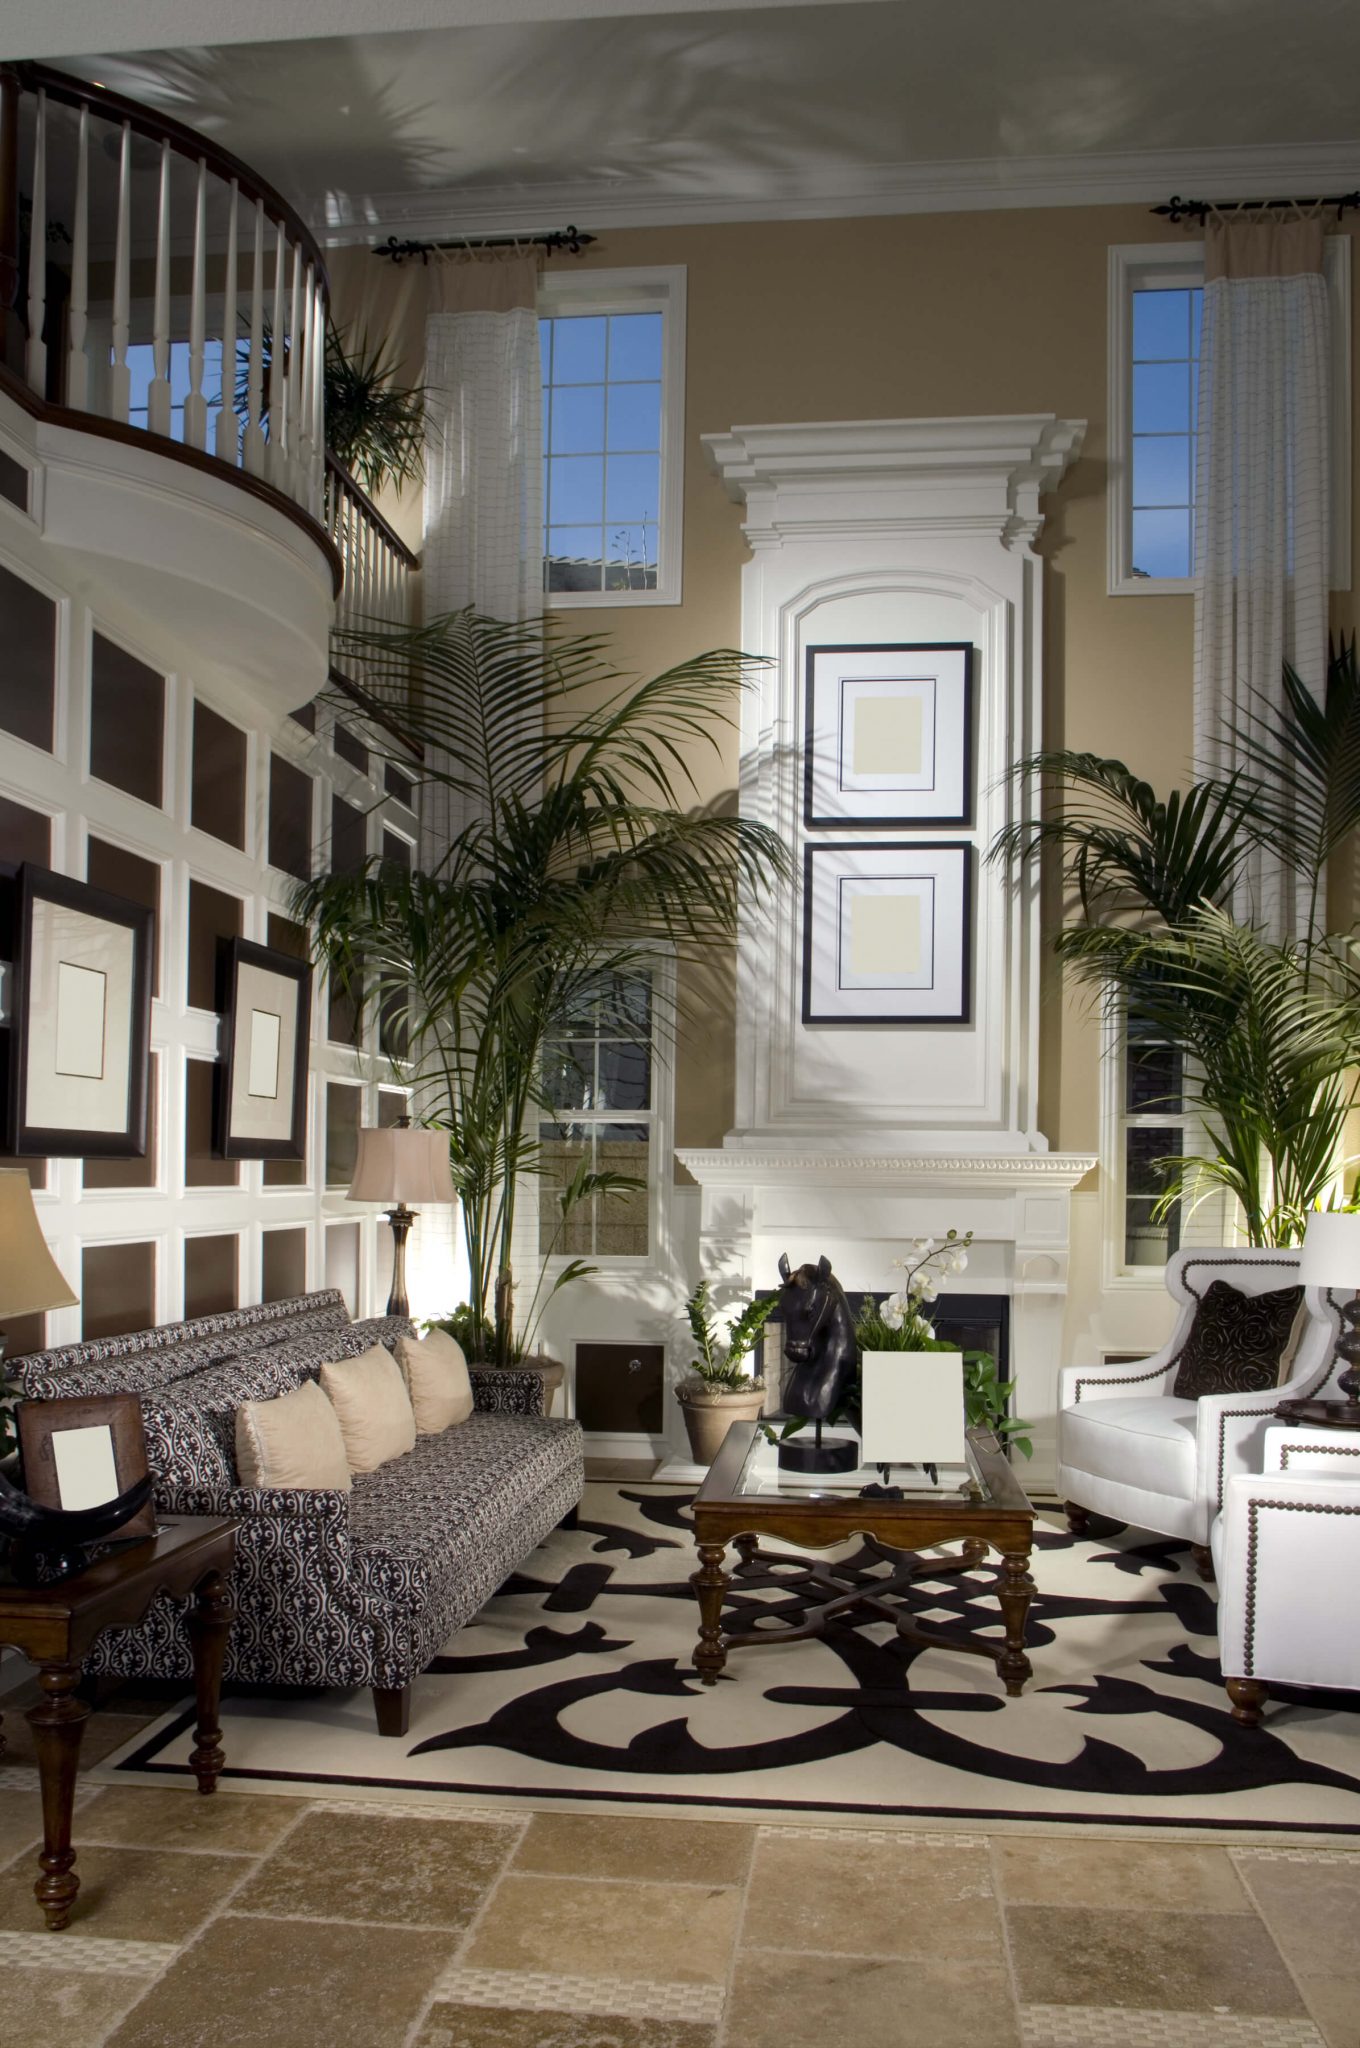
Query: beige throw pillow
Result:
<box><xmin>393</xmin><ymin>1326</ymin><xmax>475</xmax><ymax>1434</ymax></box>
<box><xmin>235</xmin><ymin>1378</ymin><xmax>352</xmax><ymax>1492</ymax></box>
<box><xmin>319</xmin><ymin>1344</ymin><xmax>417</xmax><ymax>1473</ymax></box>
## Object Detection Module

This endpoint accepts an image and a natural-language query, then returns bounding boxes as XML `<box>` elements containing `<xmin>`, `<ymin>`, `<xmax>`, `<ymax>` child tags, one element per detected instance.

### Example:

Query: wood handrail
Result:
<box><xmin>0</xmin><ymin>360</ymin><xmax>343</xmax><ymax>595</ymax></box>
<box><xmin>325</xmin><ymin>452</ymin><xmax>421</xmax><ymax>570</ymax></box>
<box><xmin>9</xmin><ymin>61</ymin><xmax>330</xmax><ymax>296</ymax></box>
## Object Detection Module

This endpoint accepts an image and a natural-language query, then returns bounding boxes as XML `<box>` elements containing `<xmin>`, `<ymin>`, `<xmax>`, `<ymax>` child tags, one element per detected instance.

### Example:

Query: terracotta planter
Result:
<box><xmin>676</xmin><ymin>1380</ymin><xmax>766</xmax><ymax>1466</ymax></box>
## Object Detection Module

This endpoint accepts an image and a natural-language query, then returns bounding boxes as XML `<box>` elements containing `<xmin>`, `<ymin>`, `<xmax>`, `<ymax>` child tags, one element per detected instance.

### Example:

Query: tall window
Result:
<box><xmin>538</xmin><ymin>975</ymin><xmax>657</xmax><ymax>1260</ymax></box>
<box><xmin>1107</xmin><ymin>241</ymin><xmax>1350</xmax><ymax>596</ymax></box>
<box><xmin>537</xmin><ymin>266</ymin><xmax>686</xmax><ymax>608</ymax></box>
<box><xmin>1119</xmin><ymin>1018</ymin><xmax>1186</xmax><ymax>1270</ymax></box>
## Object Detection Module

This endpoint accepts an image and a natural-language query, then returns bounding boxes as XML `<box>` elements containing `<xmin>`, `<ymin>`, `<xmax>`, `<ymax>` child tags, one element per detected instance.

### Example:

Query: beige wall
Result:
<box><xmin>335</xmin><ymin>206</ymin><xmax>1360</xmax><ymax>1164</ymax></box>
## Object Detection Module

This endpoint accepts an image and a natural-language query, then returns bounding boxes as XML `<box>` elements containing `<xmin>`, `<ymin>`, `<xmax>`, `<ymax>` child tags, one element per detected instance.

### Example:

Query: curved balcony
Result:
<box><xmin>0</xmin><ymin>62</ymin><xmax>418</xmax><ymax>710</ymax></box>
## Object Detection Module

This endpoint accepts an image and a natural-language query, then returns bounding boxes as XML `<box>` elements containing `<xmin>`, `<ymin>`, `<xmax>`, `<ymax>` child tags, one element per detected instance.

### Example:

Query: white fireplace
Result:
<box><xmin>673</xmin><ymin>416</ymin><xmax>1094</xmax><ymax>1491</ymax></box>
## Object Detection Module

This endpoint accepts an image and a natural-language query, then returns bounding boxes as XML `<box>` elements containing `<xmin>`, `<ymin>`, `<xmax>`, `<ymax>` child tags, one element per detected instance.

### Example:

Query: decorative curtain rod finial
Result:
<box><xmin>375</xmin><ymin>227</ymin><xmax>595</xmax><ymax>264</ymax></box>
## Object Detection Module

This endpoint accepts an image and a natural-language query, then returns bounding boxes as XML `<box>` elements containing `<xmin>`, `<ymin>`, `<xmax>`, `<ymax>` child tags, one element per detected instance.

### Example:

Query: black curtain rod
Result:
<box><xmin>1153</xmin><ymin>191</ymin><xmax>1360</xmax><ymax>225</ymax></box>
<box><xmin>373</xmin><ymin>228</ymin><xmax>595</xmax><ymax>264</ymax></box>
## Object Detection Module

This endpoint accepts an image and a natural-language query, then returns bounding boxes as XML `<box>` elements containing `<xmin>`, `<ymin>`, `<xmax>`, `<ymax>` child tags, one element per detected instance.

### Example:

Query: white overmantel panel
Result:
<box><xmin>701</xmin><ymin>413</ymin><xmax>1084</xmax><ymax>1154</ymax></box>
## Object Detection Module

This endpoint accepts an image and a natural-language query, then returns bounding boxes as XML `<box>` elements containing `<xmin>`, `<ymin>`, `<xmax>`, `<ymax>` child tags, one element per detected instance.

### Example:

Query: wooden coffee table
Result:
<box><xmin>0</xmin><ymin>1516</ymin><xmax>237</xmax><ymax>1930</ymax></box>
<box><xmin>690</xmin><ymin>1423</ymin><xmax>1036</xmax><ymax>1696</ymax></box>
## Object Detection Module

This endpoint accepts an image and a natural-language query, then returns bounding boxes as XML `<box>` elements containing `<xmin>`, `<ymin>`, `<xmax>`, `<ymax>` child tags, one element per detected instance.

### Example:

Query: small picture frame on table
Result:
<box><xmin>18</xmin><ymin>1393</ymin><xmax>157</xmax><ymax>1541</ymax></box>
<box><xmin>804</xmin><ymin>642</ymin><xmax>974</xmax><ymax>828</ymax></box>
<box><xmin>215</xmin><ymin>938</ymin><xmax>311</xmax><ymax>1160</ymax></box>
<box><xmin>802</xmin><ymin>840</ymin><xmax>973</xmax><ymax>1025</ymax></box>
<box><xmin>7</xmin><ymin>865</ymin><xmax>153</xmax><ymax>1157</ymax></box>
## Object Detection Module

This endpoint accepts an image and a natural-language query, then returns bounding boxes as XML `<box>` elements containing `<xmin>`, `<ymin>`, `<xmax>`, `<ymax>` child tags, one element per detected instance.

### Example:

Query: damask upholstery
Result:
<box><xmin>1057</xmin><ymin>1248</ymin><xmax>1341</xmax><ymax>1550</ymax></box>
<box><xmin>23</xmin><ymin>1294</ymin><xmax>584</xmax><ymax>1707</ymax></box>
<box><xmin>1212</xmin><ymin>1423</ymin><xmax>1360</xmax><ymax>1714</ymax></box>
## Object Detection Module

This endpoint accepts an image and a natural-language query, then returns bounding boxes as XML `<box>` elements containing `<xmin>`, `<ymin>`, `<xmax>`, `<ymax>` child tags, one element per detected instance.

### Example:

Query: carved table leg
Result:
<box><xmin>691</xmin><ymin>1540</ymin><xmax>731</xmax><ymax>1685</ymax></box>
<box><xmin>1225</xmin><ymin>1676</ymin><xmax>1269</xmax><ymax>1727</ymax></box>
<box><xmin>26</xmin><ymin>1664</ymin><xmax>89</xmax><ymax>1931</ymax></box>
<box><xmin>187</xmin><ymin>1568</ymin><xmax>234</xmax><ymax>1795</ymax></box>
<box><xmin>996</xmin><ymin>1549</ymin><xmax>1036</xmax><ymax>1698</ymax></box>
<box><xmin>734</xmin><ymin>1534</ymin><xmax>760</xmax><ymax>1570</ymax></box>
<box><xmin>1065</xmin><ymin>1502</ymin><xmax>1090</xmax><ymax>1537</ymax></box>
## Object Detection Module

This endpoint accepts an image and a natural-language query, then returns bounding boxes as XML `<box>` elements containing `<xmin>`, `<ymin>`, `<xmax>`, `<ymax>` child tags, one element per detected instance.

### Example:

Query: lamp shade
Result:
<box><xmin>0</xmin><ymin>1170</ymin><xmax>78</xmax><ymax>1320</ymax></box>
<box><xmin>1298</xmin><ymin>1210</ymin><xmax>1360</xmax><ymax>1289</ymax></box>
<box><xmin>346</xmin><ymin>1127</ymin><xmax>456</xmax><ymax>1206</ymax></box>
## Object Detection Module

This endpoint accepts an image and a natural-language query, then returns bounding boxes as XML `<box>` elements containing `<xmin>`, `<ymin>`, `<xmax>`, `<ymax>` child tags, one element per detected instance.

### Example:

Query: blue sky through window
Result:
<box><xmin>1130</xmin><ymin>286</ymin><xmax>1202</xmax><ymax>579</ymax></box>
<box><xmin>541</xmin><ymin>311</ymin><xmax>663</xmax><ymax>592</ymax></box>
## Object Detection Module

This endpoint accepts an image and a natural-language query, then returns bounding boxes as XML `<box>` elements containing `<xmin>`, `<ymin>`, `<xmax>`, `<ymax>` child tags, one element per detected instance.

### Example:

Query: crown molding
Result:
<box><xmin>676</xmin><ymin>1151</ymin><xmax>1098</xmax><ymax>1190</ymax></box>
<box><xmin>320</xmin><ymin>138</ymin><xmax>1360</xmax><ymax>244</ymax></box>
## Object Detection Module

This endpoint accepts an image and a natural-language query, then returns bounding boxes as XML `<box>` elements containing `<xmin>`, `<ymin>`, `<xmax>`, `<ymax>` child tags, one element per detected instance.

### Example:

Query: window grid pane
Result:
<box><xmin>1129</xmin><ymin>285</ymin><xmax>1203</xmax><ymax>579</ymax></box>
<box><xmin>541</xmin><ymin>309</ymin><xmax>663</xmax><ymax>594</ymax></box>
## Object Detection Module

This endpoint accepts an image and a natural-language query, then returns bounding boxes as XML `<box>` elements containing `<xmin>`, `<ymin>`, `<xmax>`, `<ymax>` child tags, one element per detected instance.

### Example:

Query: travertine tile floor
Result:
<box><xmin>0</xmin><ymin>1684</ymin><xmax>1356</xmax><ymax>2048</ymax></box>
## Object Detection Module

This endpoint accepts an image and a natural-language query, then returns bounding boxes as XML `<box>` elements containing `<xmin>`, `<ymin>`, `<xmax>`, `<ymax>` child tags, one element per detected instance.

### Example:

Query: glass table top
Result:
<box><xmin>700</xmin><ymin>1423</ymin><xmax>1025</xmax><ymax>1511</ymax></box>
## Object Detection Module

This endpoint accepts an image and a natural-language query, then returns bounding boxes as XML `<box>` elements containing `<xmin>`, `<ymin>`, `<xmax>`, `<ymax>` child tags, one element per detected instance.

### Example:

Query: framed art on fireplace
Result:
<box><xmin>802</xmin><ymin>841</ymin><xmax>972</xmax><ymax>1025</ymax></box>
<box><xmin>7</xmin><ymin>864</ymin><xmax>153</xmax><ymax>1157</ymax></box>
<box><xmin>804</xmin><ymin>642</ymin><xmax>974</xmax><ymax>828</ymax></box>
<box><xmin>215</xmin><ymin>938</ymin><xmax>311</xmax><ymax>1160</ymax></box>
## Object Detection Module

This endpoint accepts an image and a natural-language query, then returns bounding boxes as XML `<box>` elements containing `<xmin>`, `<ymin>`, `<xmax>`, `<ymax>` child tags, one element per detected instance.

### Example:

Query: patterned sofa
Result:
<box><xmin>17</xmin><ymin>1290</ymin><xmax>585</xmax><ymax>1736</ymax></box>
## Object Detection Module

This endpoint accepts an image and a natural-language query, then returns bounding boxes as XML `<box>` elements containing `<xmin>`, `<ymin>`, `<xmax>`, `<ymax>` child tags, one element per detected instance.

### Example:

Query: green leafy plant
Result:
<box><xmin>684</xmin><ymin>1282</ymin><xmax>777</xmax><ymax>1390</ymax></box>
<box><xmin>993</xmin><ymin>638</ymin><xmax>1360</xmax><ymax>1247</ymax></box>
<box><xmin>961</xmin><ymin>1351</ymin><xmax>1033</xmax><ymax>1458</ymax></box>
<box><xmin>296</xmin><ymin>609</ymin><xmax>789</xmax><ymax>1365</ymax></box>
<box><xmin>236</xmin><ymin>321</ymin><xmax>426</xmax><ymax>496</ymax></box>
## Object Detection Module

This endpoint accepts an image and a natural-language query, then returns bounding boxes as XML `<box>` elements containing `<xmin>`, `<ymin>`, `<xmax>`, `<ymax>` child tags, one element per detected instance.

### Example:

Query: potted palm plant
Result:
<box><xmin>993</xmin><ymin>640</ymin><xmax>1360</xmax><ymax>1246</ymax></box>
<box><xmin>296</xmin><ymin>609</ymin><xmax>789</xmax><ymax>1367</ymax></box>
<box><xmin>677</xmin><ymin>1283</ymin><xmax>778</xmax><ymax>1465</ymax></box>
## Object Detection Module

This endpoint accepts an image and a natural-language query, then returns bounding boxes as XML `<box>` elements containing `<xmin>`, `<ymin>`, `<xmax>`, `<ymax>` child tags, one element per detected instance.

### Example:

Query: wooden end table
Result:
<box><xmin>690</xmin><ymin>1424</ymin><xmax>1036</xmax><ymax>1696</ymax></box>
<box><xmin>0</xmin><ymin>1516</ymin><xmax>237</xmax><ymax>1930</ymax></box>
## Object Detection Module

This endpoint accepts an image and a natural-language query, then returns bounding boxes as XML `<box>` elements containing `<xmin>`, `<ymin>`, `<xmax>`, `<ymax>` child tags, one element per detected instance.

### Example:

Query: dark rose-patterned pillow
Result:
<box><xmin>1171</xmin><ymin>1279</ymin><xmax>1304</xmax><ymax>1398</ymax></box>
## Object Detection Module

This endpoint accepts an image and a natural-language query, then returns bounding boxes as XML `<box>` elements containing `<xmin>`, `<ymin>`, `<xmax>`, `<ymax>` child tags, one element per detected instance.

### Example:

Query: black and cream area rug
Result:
<box><xmin>101</xmin><ymin>1484</ymin><xmax>1360</xmax><ymax>1835</ymax></box>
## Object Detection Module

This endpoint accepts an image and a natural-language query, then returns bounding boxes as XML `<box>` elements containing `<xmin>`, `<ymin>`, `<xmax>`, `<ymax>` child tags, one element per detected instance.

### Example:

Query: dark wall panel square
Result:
<box><xmin>331</xmin><ymin>794</ymin><xmax>366</xmax><ymax>876</ymax></box>
<box><xmin>185</xmin><ymin>1058</ymin><xmax>238</xmax><ymax>1187</ymax></box>
<box><xmin>269</xmin><ymin>754</ymin><xmax>313</xmax><ymax>881</ymax></box>
<box><xmin>262</xmin><ymin>1226</ymin><xmax>308</xmax><ymax>1303</ymax></box>
<box><xmin>262</xmin><ymin>914</ymin><xmax>311</xmax><ymax>1187</ymax></box>
<box><xmin>87</xmin><ymin>837</ymin><xmax>162</xmax><ymax>997</ymax></box>
<box><xmin>187</xmin><ymin>880</ymin><xmax>242</xmax><ymax>1011</ymax></box>
<box><xmin>184</xmin><ymin>1232</ymin><xmax>238</xmax><ymax>1318</ymax></box>
<box><xmin>327</xmin><ymin>957</ymin><xmax>363</xmax><ymax>1048</ymax></box>
<box><xmin>0</xmin><ymin>563</ymin><xmax>56</xmax><ymax>751</ymax></box>
<box><xmin>385</xmin><ymin>762</ymin><xmax>415</xmax><ymax>808</ymax></box>
<box><xmin>191</xmin><ymin>700</ymin><xmax>248</xmax><ymax>849</ymax></box>
<box><xmin>377</xmin><ymin>1088</ymin><xmax>408</xmax><ymax>1128</ymax></box>
<box><xmin>84</xmin><ymin>1051</ymin><xmax>159</xmax><ymax>1188</ymax></box>
<box><xmin>0</xmin><ymin>449</ymin><xmax>28</xmax><ymax>512</ymax></box>
<box><xmin>82</xmin><ymin>1240</ymin><xmax>155</xmax><ymax>1341</ymax></box>
<box><xmin>325</xmin><ymin>1082</ymin><xmax>361</xmax><ymax>1189</ymax></box>
<box><xmin>324</xmin><ymin>1221</ymin><xmax>360</xmax><ymax>1316</ymax></box>
<box><xmin>1</xmin><ymin>1309</ymin><xmax>45</xmax><ymax>1360</ymax></box>
<box><xmin>90</xmin><ymin>633</ymin><xmax>164</xmax><ymax>806</ymax></box>
<box><xmin>0</xmin><ymin>1154</ymin><xmax>47</xmax><ymax>1190</ymax></box>
<box><xmin>333</xmin><ymin>722</ymin><xmax>367</xmax><ymax>773</ymax></box>
<box><xmin>575</xmin><ymin>1341</ymin><xmax>666</xmax><ymax>1434</ymax></box>
<box><xmin>382</xmin><ymin>828</ymin><xmax>412</xmax><ymax>870</ymax></box>
<box><xmin>0</xmin><ymin>793</ymin><xmax>51</xmax><ymax>867</ymax></box>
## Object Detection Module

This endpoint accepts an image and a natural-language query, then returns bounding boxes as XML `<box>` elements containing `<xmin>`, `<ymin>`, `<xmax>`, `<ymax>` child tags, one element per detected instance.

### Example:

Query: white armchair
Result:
<box><xmin>1057</xmin><ymin>1248</ymin><xmax>1341</xmax><ymax>1575</ymax></box>
<box><xmin>1213</xmin><ymin>1423</ymin><xmax>1360</xmax><ymax>1724</ymax></box>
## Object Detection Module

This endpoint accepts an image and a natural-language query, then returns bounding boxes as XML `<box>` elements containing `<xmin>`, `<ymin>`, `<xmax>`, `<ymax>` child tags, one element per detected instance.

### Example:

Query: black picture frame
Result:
<box><xmin>801</xmin><ymin>840</ymin><xmax>973</xmax><ymax>1026</ymax></box>
<box><xmin>804</xmin><ymin>641</ymin><xmax>975</xmax><ymax>829</ymax></box>
<box><xmin>7</xmin><ymin>864</ymin><xmax>153</xmax><ymax>1157</ymax></box>
<box><xmin>215</xmin><ymin>937</ymin><xmax>311</xmax><ymax>1160</ymax></box>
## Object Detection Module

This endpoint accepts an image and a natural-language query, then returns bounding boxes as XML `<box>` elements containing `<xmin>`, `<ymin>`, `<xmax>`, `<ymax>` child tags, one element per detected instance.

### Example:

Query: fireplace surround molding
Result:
<box><xmin>673</xmin><ymin>413</ymin><xmax>1091</xmax><ymax>1486</ymax></box>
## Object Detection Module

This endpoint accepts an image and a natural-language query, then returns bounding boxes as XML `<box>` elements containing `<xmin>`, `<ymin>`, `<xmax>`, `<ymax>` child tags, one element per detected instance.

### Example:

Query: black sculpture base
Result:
<box><xmin>777</xmin><ymin>1431</ymin><xmax>859</xmax><ymax>1475</ymax></box>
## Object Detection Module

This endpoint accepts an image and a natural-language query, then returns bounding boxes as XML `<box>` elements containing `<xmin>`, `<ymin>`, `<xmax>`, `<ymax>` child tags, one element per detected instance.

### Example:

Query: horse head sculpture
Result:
<box><xmin>776</xmin><ymin>1252</ymin><xmax>857</xmax><ymax>1422</ymax></box>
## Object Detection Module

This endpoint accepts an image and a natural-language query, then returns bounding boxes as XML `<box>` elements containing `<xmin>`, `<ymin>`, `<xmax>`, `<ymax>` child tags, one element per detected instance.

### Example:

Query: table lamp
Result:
<box><xmin>1281</xmin><ymin>1210</ymin><xmax>1360</xmax><ymax>1430</ymax></box>
<box><xmin>346</xmin><ymin>1121</ymin><xmax>456</xmax><ymax>1317</ymax></box>
<box><xmin>0</xmin><ymin>1170</ymin><xmax>78</xmax><ymax>1369</ymax></box>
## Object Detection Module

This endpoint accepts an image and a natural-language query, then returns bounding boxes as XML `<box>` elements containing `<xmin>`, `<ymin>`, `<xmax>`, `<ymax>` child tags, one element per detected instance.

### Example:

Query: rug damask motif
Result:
<box><xmin>104</xmin><ymin>1485</ymin><xmax>1360</xmax><ymax>1832</ymax></box>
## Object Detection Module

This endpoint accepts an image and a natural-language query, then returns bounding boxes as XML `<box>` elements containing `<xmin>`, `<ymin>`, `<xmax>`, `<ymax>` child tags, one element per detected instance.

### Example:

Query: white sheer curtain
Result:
<box><xmin>420</xmin><ymin>252</ymin><xmax>544</xmax><ymax>865</ymax></box>
<box><xmin>1193</xmin><ymin>216</ymin><xmax>1330</xmax><ymax>939</ymax></box>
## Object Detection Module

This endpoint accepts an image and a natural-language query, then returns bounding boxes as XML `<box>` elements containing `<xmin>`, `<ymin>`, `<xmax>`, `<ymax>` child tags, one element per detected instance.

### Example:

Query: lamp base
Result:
<box><xmin>384</xmin><ymin>1206</ymin><xmax>417</xmax><ymax>1319</ymax></box>
<box><xmin>1275</xmin><ymin>1396</ymin><xmax>1360</xmax><ymax>1432</ymax></box>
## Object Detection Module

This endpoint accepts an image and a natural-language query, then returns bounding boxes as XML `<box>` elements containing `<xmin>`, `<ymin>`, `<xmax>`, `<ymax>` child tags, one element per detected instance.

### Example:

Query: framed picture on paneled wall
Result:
<box><xmin>215</xmin><ymin>938</ymin><xmax>311</xmax><ymax>1160</ymax></box>
<box><xmin>804</xmin><ymin>642</ymin><xmax>974</xmax><ymax>828</ymax></box>
<box><xmin>7</xmin><ymin>865</ymin><xmax>153</xmax><ymax>1156</ymax></box>
<box><xmin>802</xmin><ymin>841</ymin><xmax>972</xmax><ymax>1025</ymax></box>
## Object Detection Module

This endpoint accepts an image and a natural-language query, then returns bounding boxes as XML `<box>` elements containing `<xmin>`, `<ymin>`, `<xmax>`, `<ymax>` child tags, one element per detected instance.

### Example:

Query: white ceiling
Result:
<box><xmin>26</xmin><ymin>0</ymin><xmax>1360</xmax><ymax>239</ymax></box>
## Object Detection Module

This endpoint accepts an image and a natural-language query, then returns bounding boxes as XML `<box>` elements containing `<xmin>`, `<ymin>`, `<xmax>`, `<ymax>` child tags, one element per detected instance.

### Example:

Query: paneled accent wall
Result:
<box><xmin>0</xmin><ymin>541</ymin><xmax>420</xmax><ymax>1356</ymax></box>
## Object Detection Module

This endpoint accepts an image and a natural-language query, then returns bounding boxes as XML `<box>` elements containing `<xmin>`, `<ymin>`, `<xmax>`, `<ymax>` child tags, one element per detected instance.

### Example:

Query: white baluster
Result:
<box><xmin>297</xmin><ymin>260</ymin><xmax>315</xmax><ymax>497</ymax></box>
<box><xmin>182</xmin><ymin>157</ymin><xmax>208</xmax><ymax>449</ymax></box>
<box><xmin>286</xmin><ymin>240</ymin><xmax>303</xmax><ymax>500</ymax></box>
<box><xmin>242</xmin><ymin>200</ymin><xmax>266</xmax><ymax>476</ymax></box>
<box><xmin>108</xmin><ymin>121</ymin><xmax>132</xmax><ymax>423</ymax></box>
<box><xmin>146</xmin><ymin>138</ymin><xmax>172</xmax><ymax>436</ymax></box>
<box><xmin>312</xmin><ymin>279</ymin><xmax>327</xmax><ymax>508</ymax></box>
<box><xmin>65</xmin><ymin>102</ymin><xmax>90</xmax><ymax>410</ymax></box>
<box><xmin>268</xmin><ymin>219</ymin><xmax>287</xmax><ymax>488</ymax></box>
<box><xmin>215</xmin><ymin>179</ymin><xmax>239</xmax><ymax>465</ymax></box>
<box><xmin>25</xmin><ymin>89</ymin><xmax>47</xmax><ymax>395</ymax></box>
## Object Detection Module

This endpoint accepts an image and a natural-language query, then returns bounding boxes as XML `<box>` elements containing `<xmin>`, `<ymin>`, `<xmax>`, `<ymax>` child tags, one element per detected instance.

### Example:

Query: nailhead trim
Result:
<box><xmin>1243</xmin><ymin>1494</ymin><xmax>1360</xmax><ymax>1676</ymax></box>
